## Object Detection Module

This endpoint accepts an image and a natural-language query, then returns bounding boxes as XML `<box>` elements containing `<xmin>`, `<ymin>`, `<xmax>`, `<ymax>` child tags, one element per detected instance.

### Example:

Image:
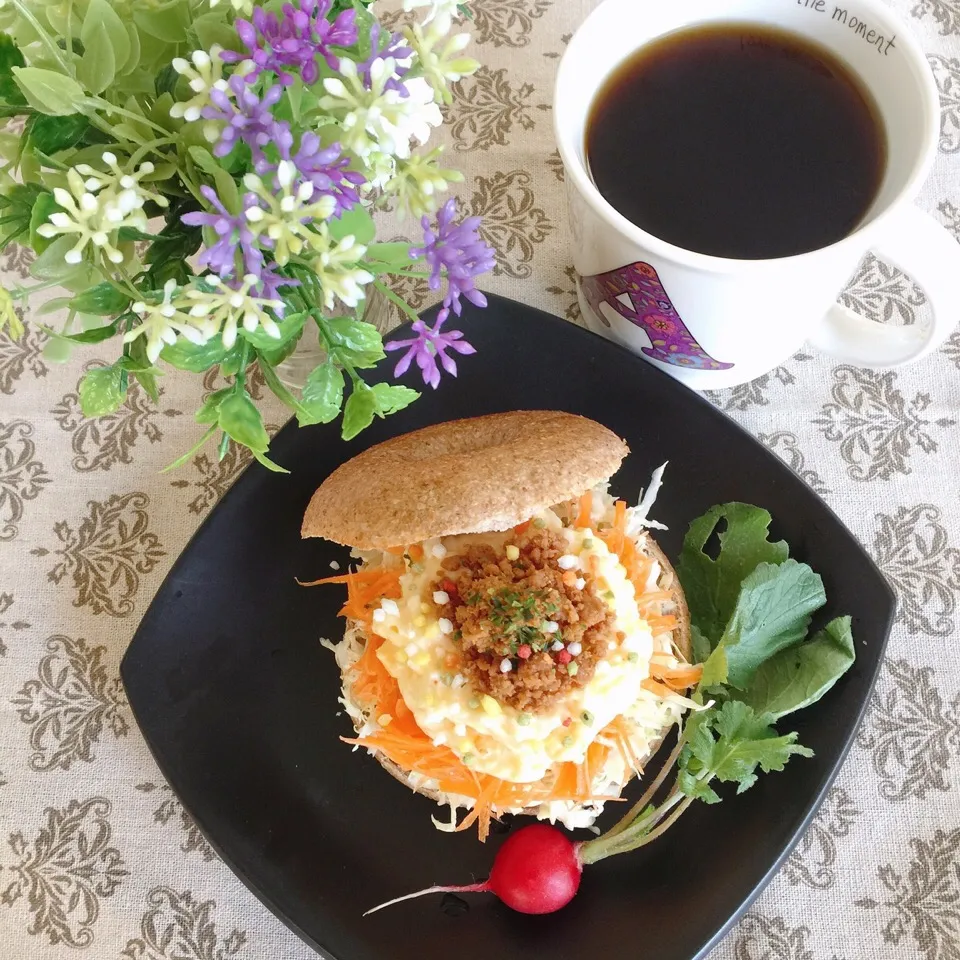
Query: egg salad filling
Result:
<box><xmin>322</xmin><ymin>480</ymin><xmax>701</xmax><ymax>838</ymax></box>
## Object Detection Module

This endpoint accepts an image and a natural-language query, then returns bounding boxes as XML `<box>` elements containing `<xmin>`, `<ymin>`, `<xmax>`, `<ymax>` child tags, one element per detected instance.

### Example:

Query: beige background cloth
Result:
<box><xmin>1</xmin><ymin>0</ymin><xmax>960</xmax><ymax>957</ymax></box>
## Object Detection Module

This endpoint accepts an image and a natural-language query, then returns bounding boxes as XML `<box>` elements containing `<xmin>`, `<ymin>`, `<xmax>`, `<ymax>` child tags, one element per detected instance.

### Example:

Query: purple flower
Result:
<box><xmin>410</xmin><ymin>198</ymin><xmax>496</xmax><ymax>316</ymax></box>
<box><xmin>256</xmin><ymin>264</ymin><xmax>299</xmax><ymax>311</ymax></box>
<box><xmin>253</xmin><ymin>131</ymin><xmax>365</xmax><ymax>218</ymax></box>
<box><xmin>182</xmin><ymin>186</ymin><xmax>265</xmax><ymax>279</ymax></box>
<box><xmin>385</xmin><ymin>313</ymin><xmax>476</xmax><ymax>389</ymax></box>
<box><xmin>357</xmin><ymin>23</ymin><xmax>412</xmax><ymax>94</ymax></box>
<box><xmin>202</xmin><ymin>75</ymin><xmax>283</xmax><ymax>159</ymax></box>
<box><xmin>221</xmin><ymin>0</ymin><xmax>358</xmax><ymax>86</ymax></box>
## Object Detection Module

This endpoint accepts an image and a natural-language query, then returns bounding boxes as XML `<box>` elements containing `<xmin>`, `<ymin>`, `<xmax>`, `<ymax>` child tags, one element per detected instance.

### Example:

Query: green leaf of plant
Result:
<box><xmin>84</xmin><ymin>0</ymin><xmax>132</xmax><ymax>73</ymax></box>
<box><xmin>0</xmin><ymin>182</ymin><xmax>41</xmax><ymax>247</ymax></box>
<box><xmin>218</xmin><ymin>391</ymin><xmax>270</xmax><ymax>453</ymax></box>
<box><xmin>25</xmin><ymin>114</ymin><xmax>90</xmax><ymax>156</ymax></box>
<box><xmin>69</xmin><ymin>282</ymin><xmax>131</xmax><ymax>316</ymax></box>
<box><xmin>721</xmin><ymin>560</ymin><xmax>827</xmax><ymax>689</ymax></box>
<box><xmin>371</xmin><ymin>382</ymin><xmax>419</xmax><ymax>415</ymax></box>
<box><xmin>0</xmin><ymin>36</ymin><xmax>26</xmax><ymax>109</ymax></box>
<box><xmin>239</xmin><ymin>311</ymin><xmax>305</xmax><ymax>351</ymax></box>
<box><xmin>161</xmin><ymin>424</ymin><xmax>218</xmax><ymax>473</ymax></box>
<box><xmin>341</xmin><ymin>381</ymin><xmax>377</xmax><ymax>440</ymax></box>
<box><xmin>253</xmin><ymin>450</ymin><xmax>290</xmax><ymax>474</ymax></box>
<box><xmin>191</xmin><ymin>12</ymin><xmax>245</xmax><ymax>53</ymax></box>
<box><xmin>188</xmin><ymin>146</ymin><xmax>241</xmax><ymax>213</ymax></box>
<box><xmin>195</xmin><ymin>387</ymin><xmax>231</xmax><ymax>424</ymax></box>
<box><xmin>28</xmin><ymin>190</ymin><xmax>60</xmax><ymax>254</ymax></box>
<box><xmin>77</xmin><ymin>22</ymin><xmax>117</xmax><ymax>95</ymax></box>
<box><xmin>38</xmin><ymin>319</ymin><xmax>120</xmax><ymax>345</ymax></box>
<box><xmin>300</xmin><ymin>361</ymin><xmax>344</xmax><ymax>425</ymax></box>
<box><xmin>134</xmin><ymin>2</ymin><xmax>192</xmax><ymax>43</ymax></box>
<box><xmin>739</xmin><ymin>616</ymin><xmax>855</xmax><ymax>721</ymax></box>
<box><xmin>13</xmin><ymin>68</ymin><xmax>87</xmax><ymax>116</ymax></box>
<box><xmin>678</xmin><ymin>503</ymin><xmax>790</xmax><ymax>649</ymax></box>
<box><xmin>79</xmin><ymin>363</ymin><xmax>127</xmax><ymax>416</ymax></box>
<box><xmin>327</xmin><ymin>205</ymin><xmax>376</xmax><ymax>244</ymax></box>
<box><xmin>161</xmin><ymin>336</ymin><xmax>233</xmax><ymax>373</ymax></box>
<box><xmin>258</xmin><ymin>358</ymin><xmax>315</xmax><ymax>421</ymax></box>
<box><xmin>324</xmin><ymin>316</ymin><xmax>384</xmax><ymax>368</ymax></box>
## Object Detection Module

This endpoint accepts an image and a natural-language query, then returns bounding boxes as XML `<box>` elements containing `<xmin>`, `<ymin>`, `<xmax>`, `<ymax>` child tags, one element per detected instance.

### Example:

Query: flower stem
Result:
<box><xmin>11</xmin><ymin>1</ymin><xmax>73</xmax><ymax>75</ymax></box>
<box><xmin>373</xmin><ymin>278</ymin><xmax>420</xmax><ymax>324</ymax></box>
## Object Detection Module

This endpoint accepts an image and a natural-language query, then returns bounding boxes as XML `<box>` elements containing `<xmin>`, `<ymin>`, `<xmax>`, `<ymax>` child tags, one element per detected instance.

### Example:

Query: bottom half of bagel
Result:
<box><xmin>324</xmin><ymin>524</ymin><xmax>695</xmax><ymax>840</ymax></box>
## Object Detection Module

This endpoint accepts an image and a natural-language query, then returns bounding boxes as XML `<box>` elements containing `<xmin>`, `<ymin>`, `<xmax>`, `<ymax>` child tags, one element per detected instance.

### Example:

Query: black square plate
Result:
<box><xmin>121</xmin><ymin>294</ymin><xmax>894</xmax><ymax>960</ymax></box>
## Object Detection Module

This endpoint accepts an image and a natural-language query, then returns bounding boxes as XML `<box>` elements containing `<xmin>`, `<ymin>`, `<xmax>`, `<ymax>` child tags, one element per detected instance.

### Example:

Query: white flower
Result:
<box><xmin>170</xmin><ymin>47</ymin><xmax>228</xmax><ymax>122</ymax></box>
<box><xmin>185</xmin><ymin>274</ymin><xmax>284</xmax><ymax>350</ymax></box>
<box><xmin>402</xmin><ymin>0</ymin><xmax>462</xmax><ymax>34</ymax></box>
<box><xmin>124</xmin><ymin>280</ymin><xmax>215</xmax><ymax>364</ymax></box>
<box><xmin>320</xmin><ymin>57</ymin><xmax>442</xmax><ymax>161</ymax></box>
<box><xmin>35</xmin><ymin>154</ymin><xmax>163</xmax><ymax>266</ymax></box>
<box><xmin>405</xmin><ymin>25</ymin><xmax>478</xmax><ymax>102</ymax></box>
<box><xmin>307</xmin><ymin>224</ymin><xmax>374</xmax><ymax>310</ymax></box>
<box><xmin>0</xmin><ymin>284</ymin><xmax>23</xmax><ymax>339</ymax></box>
<box><xmin>362</xmin><ymin>150</ymin><xmax>398</xmax><ymax>194</ymax></box>
<box><xmin>208</xmin><ymin>0</ymin><xmax>255</xmax><ymax>13</ymax></box>
<box><xmin>243</xmin><ymin>162</ymin><xmax>338</xmax><ymax>266</ymax></box>
<box><xmin>385</xmin><ymin>148</ymin><xmax>463</xmax><ymax>217</ymax></box>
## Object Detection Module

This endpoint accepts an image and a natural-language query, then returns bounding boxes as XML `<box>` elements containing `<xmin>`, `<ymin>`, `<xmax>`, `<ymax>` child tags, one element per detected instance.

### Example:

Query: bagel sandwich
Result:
<box><xmin>302</xmin><ymin>411</ymin><xmax>699</xmax><ymax>840</ymax></box>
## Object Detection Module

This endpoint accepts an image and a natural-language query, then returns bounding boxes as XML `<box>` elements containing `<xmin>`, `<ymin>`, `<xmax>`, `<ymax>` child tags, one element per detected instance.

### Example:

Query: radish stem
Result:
<box><xmin>603</xmin><ymin>737</ymin><xmax>684</xmax><ymax>839</ymax></box>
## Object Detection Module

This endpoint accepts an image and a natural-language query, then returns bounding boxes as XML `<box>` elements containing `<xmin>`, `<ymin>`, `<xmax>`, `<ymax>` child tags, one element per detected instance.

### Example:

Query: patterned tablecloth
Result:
<box><xmin>2</xmin><ymin>1</ymin><xmax>960</xmax><ymax>958</ymax></box>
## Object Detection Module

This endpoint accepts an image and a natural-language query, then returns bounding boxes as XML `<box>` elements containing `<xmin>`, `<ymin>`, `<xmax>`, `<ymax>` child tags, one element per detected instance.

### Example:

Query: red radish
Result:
<box><xmin>364</xmin><ymin>824</ymin><xmax>582</xmax><ymax>916</ymax></box>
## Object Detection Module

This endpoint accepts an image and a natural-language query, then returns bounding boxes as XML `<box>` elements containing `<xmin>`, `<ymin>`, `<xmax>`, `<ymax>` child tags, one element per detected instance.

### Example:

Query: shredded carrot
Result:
<box><xmin>407</xmin><ymin>543</ymin><xmax>424</xmax><ymax>561</ymax></box>
<box><xmin>575</xmin><ymin>492</ymin><xmax>593</xmax><ymax>528</ymax></box>
<box><xmin>297</xmin><ymin>568</ymin><xmax>388</xmax><ymax>587</ymax></box>
<box><xmin>514</xmin><ymin>519</ymin><xmax>532</xmax><ymax>535</ymax></box>
<box><xmin>641</xmin><ymin>677</ymin><xmax>677</xmax><ymax>699</ymax></box>
<box><xmin>645</xmin><ymin>614</ymin><xmax>678</xmax><ymax>636</ymax></box>
<box><xmin>650</xmin><ymin>662</ymin><xmax>703</xmax><ymax>691</ymax></box>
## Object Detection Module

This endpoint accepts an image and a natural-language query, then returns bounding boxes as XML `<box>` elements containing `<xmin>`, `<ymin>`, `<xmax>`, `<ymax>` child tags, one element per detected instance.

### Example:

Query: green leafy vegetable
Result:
<box><xmin>678</xmin><ymin>503</ymin><xmax>788</xmax><ymax>645</ymax></box>
<box><xmin>720</xmin><ymin>559</ymin><xmax>826</xmax><ymax>689</ymax></box>
<box><xmin>739</xmin><ymin>616</ymin><xmax>855</xmax><ymax>720</ymax></box>
<box><xmin>578</xmin><ymin>501</ymin><xmax>855</xmax><ymax>868</ymax></box>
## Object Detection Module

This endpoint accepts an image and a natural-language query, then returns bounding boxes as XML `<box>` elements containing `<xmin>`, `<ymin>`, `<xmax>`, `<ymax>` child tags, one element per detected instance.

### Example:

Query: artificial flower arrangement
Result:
<box><xmin>0</xmin><ymin>0</ymin><xmax>494</xmax><ymax>471</ymax></box>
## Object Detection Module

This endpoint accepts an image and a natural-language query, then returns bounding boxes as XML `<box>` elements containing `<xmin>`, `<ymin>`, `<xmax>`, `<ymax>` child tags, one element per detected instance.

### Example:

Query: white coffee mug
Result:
<box><xmin>554</xmin><ymin>0</ymin><xmax>960</xmax><ymax>390</ymax></box>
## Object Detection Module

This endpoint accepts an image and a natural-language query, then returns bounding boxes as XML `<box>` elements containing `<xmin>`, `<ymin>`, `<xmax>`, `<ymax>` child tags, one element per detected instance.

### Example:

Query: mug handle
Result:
<box><xmin>808</xmin><ymin>205</ymin><xmax>960</xmax><ymax>367</ymax></box>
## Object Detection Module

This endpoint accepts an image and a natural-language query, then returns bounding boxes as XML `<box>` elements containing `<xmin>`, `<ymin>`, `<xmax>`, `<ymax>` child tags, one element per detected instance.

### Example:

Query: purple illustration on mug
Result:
<box><xmin>580</xmin><ymin>261</ymin><xmax>735</xmax><ymax>370</ymax></box>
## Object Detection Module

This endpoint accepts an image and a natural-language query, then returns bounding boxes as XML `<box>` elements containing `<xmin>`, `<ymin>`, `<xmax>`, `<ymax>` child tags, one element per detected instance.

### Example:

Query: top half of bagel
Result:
<box><xmin>301</xmin><ymin>411</ymin><xmax>629</xmax><ymax>551</ymax></box>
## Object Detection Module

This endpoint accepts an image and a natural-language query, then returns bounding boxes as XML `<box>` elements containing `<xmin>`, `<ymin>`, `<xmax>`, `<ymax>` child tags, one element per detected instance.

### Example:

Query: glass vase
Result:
<box><xmin>275</xmin><ymin>284</ymin><xmax>397</xmax><ymax>389</ymax></box>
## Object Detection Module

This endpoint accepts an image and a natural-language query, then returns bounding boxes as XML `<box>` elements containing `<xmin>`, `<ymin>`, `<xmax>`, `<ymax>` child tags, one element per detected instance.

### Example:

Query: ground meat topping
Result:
<box><xmin>432</xmin><ymin>531</ymin><xmax>616</xmax><ymax>713</ymax></box>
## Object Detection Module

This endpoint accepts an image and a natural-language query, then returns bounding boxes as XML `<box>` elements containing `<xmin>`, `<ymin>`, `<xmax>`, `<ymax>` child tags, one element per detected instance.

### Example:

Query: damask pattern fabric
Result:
<box><xmin>0</xmin><ymin>1</ymin><xmax>959</xmax><ymax>958</ymax></box>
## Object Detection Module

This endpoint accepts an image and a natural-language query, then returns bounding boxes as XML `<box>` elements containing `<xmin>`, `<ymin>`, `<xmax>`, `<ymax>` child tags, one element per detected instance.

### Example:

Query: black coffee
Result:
<box><xmin>585</xmin><ymin>23</ymin><xmax>887</xmax><ymax>260</ymax></box>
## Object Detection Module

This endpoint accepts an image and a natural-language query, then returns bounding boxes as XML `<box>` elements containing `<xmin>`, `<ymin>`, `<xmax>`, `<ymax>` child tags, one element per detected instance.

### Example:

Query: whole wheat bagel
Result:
<box><xmin>302</xmin><ymin>411</ymin><xmax>629</xmax><ymax>550</ymax></box>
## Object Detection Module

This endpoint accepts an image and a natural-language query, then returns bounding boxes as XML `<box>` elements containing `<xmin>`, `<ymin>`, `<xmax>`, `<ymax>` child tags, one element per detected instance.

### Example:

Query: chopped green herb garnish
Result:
<box><xmin>517</xmin><ymin>713</ymin><xmax>532</xmax><ymax>726</ymax></box>
<box><xmin>627</xmin><ymin>652</ymin><xmax>639</xmax><ymax>663</ymax></box>
<box><xmin>533</xmin><ymin>517</ymin><xmax>546</xmax><ymax>529</ymax></box>
<box><xmin>581</xmin><ymin>710</ymin><xmax>594</xmax><ymax>725</ymax></box>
